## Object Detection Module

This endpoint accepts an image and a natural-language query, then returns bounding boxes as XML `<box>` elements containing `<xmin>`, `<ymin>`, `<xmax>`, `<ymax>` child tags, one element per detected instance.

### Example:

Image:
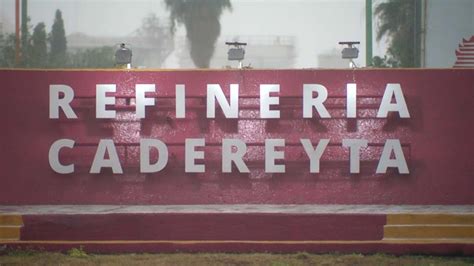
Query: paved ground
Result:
<box><xmin>0</xmin><ymin>204</ymin><xmax>472</xmax><ymax>214</ymax></box>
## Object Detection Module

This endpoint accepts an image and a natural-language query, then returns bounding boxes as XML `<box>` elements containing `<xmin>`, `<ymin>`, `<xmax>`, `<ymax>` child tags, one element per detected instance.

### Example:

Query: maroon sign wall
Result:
<box><xmin>0</xmin><ymin>69</ymin><xmax>472</xmax><ymax>205</ymax></box>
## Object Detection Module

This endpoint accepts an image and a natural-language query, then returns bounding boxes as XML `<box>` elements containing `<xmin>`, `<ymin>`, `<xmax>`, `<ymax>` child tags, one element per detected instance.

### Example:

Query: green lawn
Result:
<box><xmin>0</xmin><ymin>250</ymin><xmax>473</xmax><ymax>266</ymax></box>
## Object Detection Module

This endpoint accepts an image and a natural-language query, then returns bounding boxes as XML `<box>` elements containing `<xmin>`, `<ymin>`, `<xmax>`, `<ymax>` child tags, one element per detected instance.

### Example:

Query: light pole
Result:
<box><xmin>15</xmin><ymin>0</ymin><xmax>20</xmax><ymax>65</ymax></box>
<box><xmin>366</xmin><ymin>0</ymin><xmax>373</xmax><ymax>66</ymax></box>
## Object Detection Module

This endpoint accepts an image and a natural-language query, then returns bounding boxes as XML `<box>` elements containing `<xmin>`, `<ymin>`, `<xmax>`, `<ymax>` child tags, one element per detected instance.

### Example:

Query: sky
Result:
<box><xmin>0</xmin><ymin>0</ymin><xmax>388</xmax><ymax>68</ymax></box>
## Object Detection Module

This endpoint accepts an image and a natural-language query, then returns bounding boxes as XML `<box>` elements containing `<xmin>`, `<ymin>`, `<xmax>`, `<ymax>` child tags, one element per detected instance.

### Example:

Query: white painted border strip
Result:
<box><xmin>1</xmin><ymin>239</ymin><xmax>474</xmax><ymax>244</ymax></box>
<box><xmin>0</xmin><ymin>205</ymin><xmax>472</xmax><ymax>215</ymax></box>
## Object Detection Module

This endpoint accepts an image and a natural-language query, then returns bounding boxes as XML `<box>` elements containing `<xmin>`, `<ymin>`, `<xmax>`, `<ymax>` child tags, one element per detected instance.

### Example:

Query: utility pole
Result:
<box><xmin>21</xmin><ymin>0</ymin><xmax>28</xmax><ymax>65</ymax></box>
<box><xmin>15</xmin><ymin>0</ymin><xmax>20</xmax><ymax>65</ymax></box>
<box><xmin>414</xmin><ymin>0</ymin><xmax>423</xmax><ymax>68</ymax></box>
<box><xmin>366</xmin><ymin>0</ymin><xmax>373</xmax><ymax>66</ymax></box>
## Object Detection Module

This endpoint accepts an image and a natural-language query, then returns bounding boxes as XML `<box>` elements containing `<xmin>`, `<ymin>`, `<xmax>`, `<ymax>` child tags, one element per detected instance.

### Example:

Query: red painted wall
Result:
<box><xmin>21</xmin><ymin>214</ymin><xmax>385</xmax><ymax>241</ymax></box>
<box><xmin>0</xmin><ymin>69</ymin><xmax>472</xmax><ymax>204</ymax></box>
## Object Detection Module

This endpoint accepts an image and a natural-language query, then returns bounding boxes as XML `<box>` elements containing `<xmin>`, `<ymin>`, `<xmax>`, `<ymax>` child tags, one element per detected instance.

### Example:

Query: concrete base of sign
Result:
<box><xmin>1</xmin><ymin>205</ymin><xmax>473</xmax><ymax>255</ymax></box>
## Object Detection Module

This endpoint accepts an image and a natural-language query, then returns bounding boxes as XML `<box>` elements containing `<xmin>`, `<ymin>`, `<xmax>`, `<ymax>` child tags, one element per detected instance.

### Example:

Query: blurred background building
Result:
<box><xmin>177</xmin><ymin>35</ymin><xmax>296</xmax><ymax>69</ymax></box>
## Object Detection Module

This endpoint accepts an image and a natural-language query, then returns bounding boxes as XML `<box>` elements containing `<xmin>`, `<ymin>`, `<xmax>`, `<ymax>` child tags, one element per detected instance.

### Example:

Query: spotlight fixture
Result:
<box><xmin>338</xmin><ymin>41</ymin><xmax>360</xmax><ymax>68</ymax></box>
<box><xmin>115</xmin><ymin>43</ymin><xmax>133</xmax><ymax>69</ymax></box>
<box><xmin>225</xmin><ymin>41</ymin><xmax>247</xmax><ymax>69</ymax></box>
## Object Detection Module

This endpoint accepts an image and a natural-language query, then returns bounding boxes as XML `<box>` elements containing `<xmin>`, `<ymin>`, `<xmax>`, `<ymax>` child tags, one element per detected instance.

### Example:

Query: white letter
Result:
<box><xmin>260</xmin><ymin>84</ymin><xmax>280</xmax><ymax>119</ymax></box>
<box><xmin>265</xmin><ymin>139</ymin><xmax>285</xmax><ymax>173</ymax></box>
<box><xmin>346</xmin><ymin>83</ymin><xmax>357</xmax><ymax>118</ymax></box>
<box><xmin>222</xmin><ymin>139</ymin><xmax>249</xmax><ymax>173</ymax></box>
<box><xmin>342</xmin><ymin>139</ymin><xmax>368</xmax><ymax>174</ymax></box>
<box><xmin>185</xmin><ymin>138</ymin><xmax>205</xmax><ymax>173</ymax></box>
<box><xmin>90</xmin><ymin>139</ymin><xmax>123</xmax><ymax>174</ymax></box>
<box><xmin>49</xmin><ymin>139</ymin><xmax>75</xmax><ymax>174</ymax></box>
<box><xmin>303</xmin><ymin>84</ymin><xmax>330</xmax><ymax>118</ymax></box>
<box><xmin>176</xmin><ymin>84</ymin><xmax>186</xmax><ymax>118</ymax></box>
<box><xmin>136</xmin><ymin>84</ymin><xmax>155</xmax><ymax>119</ymax></box>
<box><xmin>140</xmin><ymin>139</ymin><xmax>168</xmax><ymax>173</ymax></box>
<box><xmin>49</xmin><ymin>85</ymin><xmax>77</xmax><ymax>119</ymax></box>
<box><xmin>300</xmin><ymin>139</ymin><xmax>329</xmax><ymax>173</ymax></box>
<box><xmin>207</xmin><ymin>84</ymin><xmax>239</xmax><ymax>118</ymax></box>
<box><xmin>96</xmin><ymin>84</ymin><xmax>116</xmax><ymax>119</ymax></box>
<box><xmin>376</xmin><ymin>139</ymin><xmax>409</xmax><ymax>174</ymax></box>
<box><xmin>376</xmin><ymin>83</ymin><xmax>410</xmax><ymax>118</ymax></box>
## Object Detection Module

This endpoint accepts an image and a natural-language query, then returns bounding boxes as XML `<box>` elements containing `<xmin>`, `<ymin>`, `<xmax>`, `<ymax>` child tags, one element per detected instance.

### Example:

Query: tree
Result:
<box><xmin>0</xmin><ymin>33</ymin><xmax>17</xmax><ymax>67</ymax></box>
<box><xmin>0</xmin><ymin>19</ymin><xmax>36</xmax><ymax>68</ymax></box>
<box><xmin>49</xmin><ymin>9</ymin><xmax>67</xmax><ymax>67</ymax></box>
<box><xmin>30</xmin><ymin>22</ymin><xmax>48</xmax><ymax>67</ymax></box>
<box><xmin>375</xmin><ymin>0</ymin><xmax>421</xmax><ymax>67</ymax></box>
<box><xmin>165</xmin><ymin>0</ymin><xmax>231</xmax><ymax>68</ymax></box>
<box><xmin>18</xmin><ymin>16</ymin><xmax>33</xmax><ymax>67</ymax></box>
<box><xmin>135</xmin><ymin>13</ymin><xmax>174</xmax><ymax>67</ymax></box>
<box><xmin>370</xmin><ymin>55</ymin><xmax>399</xmax><ymax>68</ymax></box>
<box><xmin>69</xmin><ymin>46</ymin><xmax>115</xmax><ymax>68</ymax></box>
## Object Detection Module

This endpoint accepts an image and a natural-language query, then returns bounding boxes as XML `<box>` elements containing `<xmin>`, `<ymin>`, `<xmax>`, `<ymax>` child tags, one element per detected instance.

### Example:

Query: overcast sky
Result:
<box><xmin>1</xmin><ymin>0</ymin><xmax>388</xmax><ymax>68</ymax></box>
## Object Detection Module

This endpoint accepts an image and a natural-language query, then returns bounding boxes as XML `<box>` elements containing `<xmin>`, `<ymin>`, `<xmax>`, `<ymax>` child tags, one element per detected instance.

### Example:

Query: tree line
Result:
<box><xmin>0</xmin><ymin>9</ymin><xmax>115</xmax><ymax>68</ymax></box>
<box><xmin>371</xmin><ymin>0</ymin><xmax>422</xmax><ymax>68</ymax></box>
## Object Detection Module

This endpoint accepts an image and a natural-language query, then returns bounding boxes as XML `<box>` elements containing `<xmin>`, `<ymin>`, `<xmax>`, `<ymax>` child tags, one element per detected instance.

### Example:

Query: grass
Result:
<box><xmin>0</xmin><ymin>250</ymin><xmax>473</xmax><ymax>266</ymax></box>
